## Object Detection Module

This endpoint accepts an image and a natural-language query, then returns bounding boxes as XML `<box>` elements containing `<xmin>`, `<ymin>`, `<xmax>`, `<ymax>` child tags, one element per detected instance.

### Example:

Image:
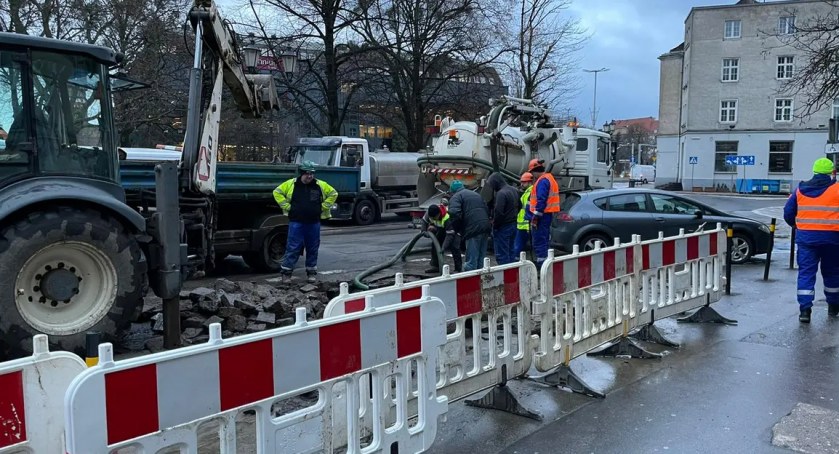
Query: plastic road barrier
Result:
<box><xmin>64</xmin><ymin>297</ymin><xmax>449</xmax><ymax>454</ymax></box>
<box><xmin>0</xmin><ymin>335</ymin><xmax>85</xmax><ymax>454</ymax></box>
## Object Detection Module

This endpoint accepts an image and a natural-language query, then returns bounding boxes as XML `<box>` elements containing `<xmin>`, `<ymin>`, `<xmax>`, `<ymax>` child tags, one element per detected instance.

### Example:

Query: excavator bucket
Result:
<box><xmin>245</xmin><ymin>74</ymin><xmax>280</xmax><ymax>114</ymax></box>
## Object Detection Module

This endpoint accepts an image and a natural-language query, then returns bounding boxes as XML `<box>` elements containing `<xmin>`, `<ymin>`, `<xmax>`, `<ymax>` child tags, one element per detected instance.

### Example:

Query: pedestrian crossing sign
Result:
<box><xmin>689</xmin><ymin>156</ymin><xmax>698</xmax><ymax>164</ymax></box>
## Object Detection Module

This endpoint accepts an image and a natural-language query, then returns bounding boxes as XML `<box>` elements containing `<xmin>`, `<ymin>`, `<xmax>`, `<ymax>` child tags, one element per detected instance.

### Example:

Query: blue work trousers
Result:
<box><xmin>493</xmin><ymin>223</ymin><xmax>517</xmax><ymax>265</ymax></box>
<box><xmin>281</xmin><ymin>221</ymin><xmax>321</xmax><ymax>272</ymax></box>
<box><xmin>532</xmin><ymin>215</ymin><xmax>553</xmax><ymax>268</ymax></box>
<box><xmin>796</xmin><ymin>243</ymin><xmax>839</xmax><ymax>310</ymax></box>
<box><xmin>513</xmin><ymin>229</ymin><xmax>530</xmax><ymax>260</ymax></box>
<box><xmin>464</xmin><ymin>234</ymin><xmax>489</xmax><ymax>271</ymax></box>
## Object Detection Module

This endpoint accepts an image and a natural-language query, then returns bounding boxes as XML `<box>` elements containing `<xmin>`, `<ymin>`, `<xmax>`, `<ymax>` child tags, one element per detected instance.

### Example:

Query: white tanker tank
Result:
<box><xmin>416</xmin><ymin>96</ymin><xmax>614</xmax><ymax>207</ymax></box>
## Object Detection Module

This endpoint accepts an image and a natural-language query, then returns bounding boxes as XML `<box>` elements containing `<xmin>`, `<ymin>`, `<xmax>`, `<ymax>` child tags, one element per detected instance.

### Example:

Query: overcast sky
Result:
<box><xmin>565</xmin><ymin>0</ymin><xmax>724</xmax><ymax>127</ymax></box>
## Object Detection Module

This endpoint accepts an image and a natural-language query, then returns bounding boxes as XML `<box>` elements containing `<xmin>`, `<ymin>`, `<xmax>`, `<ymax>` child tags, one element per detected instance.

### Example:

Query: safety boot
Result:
<box><xmin>280</xmin><ymin>270</ymin><xmax>292</xmax><ymax>284</ymax></box>
<box><xmin>306</xmin><ymin>271</ymin><xmax>317</xmax><ymax>284</ymax></box>
<box><xmin>828</xmin><ymin>305</ymin><xmax>839</xmax><ymax>317</ymax></box>
<box><xmin>799</xmin><ymin>308</ymin><xmax>812</xmax><ymax>323</ymax></box>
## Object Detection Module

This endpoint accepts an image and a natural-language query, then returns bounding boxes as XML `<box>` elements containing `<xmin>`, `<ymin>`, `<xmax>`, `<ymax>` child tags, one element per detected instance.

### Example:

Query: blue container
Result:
<box><xmin>736</xmin><ymin>179</ymin><xmax>753</xmax><ymax>194</ymax></box>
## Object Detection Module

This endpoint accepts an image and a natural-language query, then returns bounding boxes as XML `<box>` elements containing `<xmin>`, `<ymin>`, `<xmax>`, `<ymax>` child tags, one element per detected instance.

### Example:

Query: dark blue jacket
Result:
<box><xmin>784</xmin><ymin>174</ymin><xmax>839</xmax><ymax>246</ymax></box>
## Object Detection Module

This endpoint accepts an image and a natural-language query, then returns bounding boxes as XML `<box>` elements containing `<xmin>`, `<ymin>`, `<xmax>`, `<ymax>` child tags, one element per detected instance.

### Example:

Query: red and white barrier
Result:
<box><xmin>325</xmin><ymin>257</ymin><xmax>537</xmax><ymax>405</ymax></box>
<box><xmin>0</xmin><ymin>335</ymin><xmax>85</xmax><ymax>454</ymax></box>
<box><xmin>534</xmin><ymin>238</ymin><xmax>642</xmax><ymax>371</ymax></box>
<box><xmin>637</xmin><ymin>226</ymin><xmax>726</xmax><ymax>321</ymax></box>
<box><xmin>64</xmin><ymin>297</ymin><xmax>448</xmax><ymax>454</ymax></box>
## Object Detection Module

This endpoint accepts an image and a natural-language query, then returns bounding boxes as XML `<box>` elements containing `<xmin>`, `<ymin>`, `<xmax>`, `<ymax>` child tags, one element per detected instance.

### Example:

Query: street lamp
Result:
<box><xmin>280</xmin><ymin>52</ymin><xmax>297</xmax><ymax>76</ymax></box>
<box><xmin>243</xmin><ymin>43</ymin><xmax>261</xmax><ymax>73</ymax></box>
<box><xmin>583</xmin><ymin>67</ymin><xmax>609</xmax><ymax>129</ymax></box>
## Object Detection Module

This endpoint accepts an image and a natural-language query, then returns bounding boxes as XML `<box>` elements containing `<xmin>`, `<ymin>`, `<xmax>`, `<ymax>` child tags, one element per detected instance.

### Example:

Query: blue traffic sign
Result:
<box><xmin>689</xmin><ymin>156</ymin><xmax>698</xmax><ymax>165</ymax></box>
<box><xmin>725</xmin><ymin>155</ymin><xmax>755</xmax><ymax>166</ymax></box>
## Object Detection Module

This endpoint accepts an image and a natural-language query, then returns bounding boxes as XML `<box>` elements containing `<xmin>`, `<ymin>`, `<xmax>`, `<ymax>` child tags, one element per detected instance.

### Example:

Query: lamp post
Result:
<box><xmin>242</xmin><ymin>42</ymin><xmax>261</xmax><ymax>73</ymax></box>
<box><xmin>583</xmin><ymin>67</ymin><xmax>609</xmax><ymax>129</ymax></box>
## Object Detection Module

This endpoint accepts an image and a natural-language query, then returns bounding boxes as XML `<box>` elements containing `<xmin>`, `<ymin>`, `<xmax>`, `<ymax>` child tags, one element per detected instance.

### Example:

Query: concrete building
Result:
<box><xmin>656</xmin><ymin>0</ymin><xmax>838</xmax><ymax>193</ymax></box>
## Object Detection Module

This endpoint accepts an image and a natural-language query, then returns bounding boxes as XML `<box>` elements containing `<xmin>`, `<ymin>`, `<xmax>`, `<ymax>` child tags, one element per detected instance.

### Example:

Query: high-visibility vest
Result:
<box><xmin>273</xmin><ymin>177</ymin><xmax>339</xmax><ymax>220</ymax></box>
<box><xmin>529</xmin><ymin>173</ymin><xmax>560</xmax><ymax>214</ymax></box>
<box><xmin>795</xmin><ymin>184</ymin><xmax>839</xmax><ymax>231</ymax></box>
<box><xmin>517</xmin><ymin>186</ymin><xmax>533</xmax><ymax>231</ymax></box>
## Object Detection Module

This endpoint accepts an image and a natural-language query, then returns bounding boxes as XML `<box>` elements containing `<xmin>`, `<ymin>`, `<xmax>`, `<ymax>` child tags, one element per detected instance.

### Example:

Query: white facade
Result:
<box><xmin>656</xmin><ymin>0</ymin><xmax>837</xmax><ymax>192</ymax></box>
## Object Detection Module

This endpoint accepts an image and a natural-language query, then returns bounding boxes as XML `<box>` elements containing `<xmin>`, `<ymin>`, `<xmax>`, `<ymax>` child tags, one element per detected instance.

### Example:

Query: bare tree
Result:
<box><xmin>513</xmin><ymin>0</ymin><xmax>587</xmax><ymax>110</ymax></box>
<box><xmin>244</xmin><ymin>0</ymin><xmax>366</xmax><ymax>136</ymax></box>
<box><xmin>354</xmin><ymin>0</ymin><xmax>509</xmax><ymax>151</ymax></box>
<box><xmin>763</xmin><ymin>1</ymin><xmax>839</xmax><ymax>117</ymax></box>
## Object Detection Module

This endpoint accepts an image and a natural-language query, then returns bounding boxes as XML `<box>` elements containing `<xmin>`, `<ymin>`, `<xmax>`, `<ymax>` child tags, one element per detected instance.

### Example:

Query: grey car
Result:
<box><xmin>550</xmin><ymin>188</ymin><xmax>772</xmax><ymax>264</ymax></box>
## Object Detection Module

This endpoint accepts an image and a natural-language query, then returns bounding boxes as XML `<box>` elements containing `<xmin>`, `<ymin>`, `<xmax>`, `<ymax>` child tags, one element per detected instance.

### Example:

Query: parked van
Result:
<box><xmin>630</xmin><ymin>164</ymin><xmax>656</xmax><ymax>184</ymax></box>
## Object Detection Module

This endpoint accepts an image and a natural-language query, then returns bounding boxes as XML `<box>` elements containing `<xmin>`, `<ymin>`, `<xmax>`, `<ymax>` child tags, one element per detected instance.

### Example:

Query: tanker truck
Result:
<box><xmin>288</xmin><ymin>137</ymin><xmax>421</xmax><ymax>225</ymax></box>
<box><xmin>414</xmin><ymin>96</ymin><xmax>614</xmax><ymax>217</ymax></box>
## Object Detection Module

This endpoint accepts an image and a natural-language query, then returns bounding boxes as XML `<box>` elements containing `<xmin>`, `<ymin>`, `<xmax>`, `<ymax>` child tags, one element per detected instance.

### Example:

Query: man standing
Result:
<box><xmin>487</xmin><ymin>173</ymin><xmax>521</xmax><ymax>265</ymax></box>
<box><xmin>273</xmin><ymin>161</ymin><xmax>338</xmax><ymax>283</ymax></box>
<box><xmin>421</xmin><ymin>203</ymin><xmax>462</xmax><ymax>273</ymax></box>
<box><xmin>528</xmin><ymin>159</ymin><xmax>560</xmax><ymax>268</ymax></box>
<box><xmin>514</xmin><ymin>172</ymin><xmax>534</xmax><ymax>258</ymax></box>
<box><xmin>784</xmin><ymin>157</ymin><xmax>839</xmax><ymax>323</ymax></box>
<box><xmin>447</xmin><ymin>179</ymin><xmax>491</xmax><ymax>271</ymax></box>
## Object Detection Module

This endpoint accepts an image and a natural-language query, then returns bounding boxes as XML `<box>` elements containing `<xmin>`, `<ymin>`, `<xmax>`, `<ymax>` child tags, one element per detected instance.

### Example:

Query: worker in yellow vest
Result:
<box><xmin>784</xmin><ymin>157</ymin><xmax>839</xmax><ymax>323</ymax></box>
<box><xmin>528</xmin><ymin>159</ymin><xmax>560</xmax><ymax>268</ymax></box>
<box><xmin>514</xmin><ymin>172</ymin><xmax>534</xmax><ymax>259</ymax></box>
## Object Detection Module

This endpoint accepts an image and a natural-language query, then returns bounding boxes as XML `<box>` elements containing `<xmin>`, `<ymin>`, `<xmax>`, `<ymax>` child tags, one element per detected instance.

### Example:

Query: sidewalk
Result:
<box><xmin>428</xmin><ymin>259</ymin><xmax>839</xmax><ymax>453</ymax></box>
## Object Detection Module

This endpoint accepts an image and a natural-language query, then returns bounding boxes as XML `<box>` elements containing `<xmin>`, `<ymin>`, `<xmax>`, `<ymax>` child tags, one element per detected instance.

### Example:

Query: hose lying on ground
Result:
<box><xmin>353</xmin><ymin>231</ymin><xmax>444</xmax><ymax>290</ymax></box>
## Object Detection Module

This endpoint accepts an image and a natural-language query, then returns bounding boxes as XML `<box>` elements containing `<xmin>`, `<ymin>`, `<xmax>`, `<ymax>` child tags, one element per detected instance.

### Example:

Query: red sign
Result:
<box><xmin>256</xmin><ymin>56</ymin><xmax>286</xmax><ymax>72</ymax></box>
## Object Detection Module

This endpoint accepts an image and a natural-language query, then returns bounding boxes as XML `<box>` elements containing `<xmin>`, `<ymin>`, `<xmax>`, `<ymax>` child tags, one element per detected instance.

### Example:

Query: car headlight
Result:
<box><xmin>759</xmin><ymin>224</ymin><xmax>770</xmax><ymax>233</ymax></box>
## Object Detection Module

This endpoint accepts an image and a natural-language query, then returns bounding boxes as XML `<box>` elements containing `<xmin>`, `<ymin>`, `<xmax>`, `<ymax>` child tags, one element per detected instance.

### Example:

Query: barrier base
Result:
<box><xmin>677</xmin><ymin>305</ymin><xmax>738</xmax><ymax>325</ymax></box>
<box><xmin>465</xmin><ymin>383</ymin><xmax>542</xmax><ymax>421</ymax></box>
<box><xmin>631</xmin><ymin>324</ymin><xmax>680</xmax><ymax>348</ymax></box>
<box><xmin>588</xmin><ymin>337</ymin><xmax>662</xmax><ymax>359</ymax></box>
<box><xmin>528</xmin><ymin>365</ymin><xmax>605</xmax><ymax>398</ymax></box>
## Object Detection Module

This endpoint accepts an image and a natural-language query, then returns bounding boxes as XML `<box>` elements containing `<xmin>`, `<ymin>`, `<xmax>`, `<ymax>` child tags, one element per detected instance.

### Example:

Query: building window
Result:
<box><xmin>775</xmin><ymin>98</ymin><xmax>793</xmax><ymax>122</ymax></box>
<box><xmin>715</xmin><ymin>141</ymin><xmax>738</xmax><ymax>172</ymax></box>
<box><xmin>769</xmin><ymin>141</ymin><xmax>793</xmax><ymax>173</ymax></box>
<box><xmin>722</xmin><ymin>58</ymin><xmax>739</xmax><ymax>82</ymax></box>
<box><xmin>779</xmin><ymin>16</ymin><xmax>795</xmax><ymax>35</ymax></box>
<box><xmin>777</xmin><ymin>56</ymin><xmax>794</xmax><ymax>79</ymax></box>
<box><xmin>724</xmin><ymin>20</ymin><xmax>741</xmax><ymax>39</ymax></box>
<box><xmin>720</xmin><ymin>100</ymin><xmax>737</xmax><ymax>123</ymax></box>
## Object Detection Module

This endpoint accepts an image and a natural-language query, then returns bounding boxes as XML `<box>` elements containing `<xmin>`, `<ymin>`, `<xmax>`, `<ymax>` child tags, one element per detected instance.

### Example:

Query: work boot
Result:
<box><xmin>829</xmin><ymin>305</ymin><xmax>839</xmax><ymax>317</ymax></box>
<box><xmin>281</xmin><ymin>273</ymin><xmax>292</xmax><ymax>284</ymax></box>
<box><xmin>306</xmin><ymin>271</ymin><xmax>317</xmax><ymax>284</ymax></box>
<box><xmin>799</xmin><ymin>308</ymin><xmax>812</xmax><ymax>323</ymax></box>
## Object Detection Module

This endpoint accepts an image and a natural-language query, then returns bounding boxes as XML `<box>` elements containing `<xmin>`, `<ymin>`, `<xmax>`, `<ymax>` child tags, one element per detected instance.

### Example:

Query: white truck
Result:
<box><xmin>288</xmin><ymin>137</ymin><xmax>421</xmax><ymax>225</ymax></box>
<box><xmin>415</xmin><ymin>96</ymin><xmax>614</xmax><ymax>215</ymax></box>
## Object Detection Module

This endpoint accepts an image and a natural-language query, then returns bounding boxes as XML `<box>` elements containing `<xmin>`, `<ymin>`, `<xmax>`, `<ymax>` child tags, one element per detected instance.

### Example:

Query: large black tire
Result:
<box><xmin>243</xmin><ymin>227</ymin><xmax>287</xmax><ymax>272</ymax></box>
<box><xmin>578</xmin><ymin>232</ymin><xmax>612</xmax><ymax>252</ymax></box>
<box><xmin>353</xmin><ymin>199</ymin><xmax>377</xmax><ymax>226</ymax></box>
<box><xmin>729</xmin><ymin>232</ymin><xmax>753</xmax><ymax>265</ymax></box>
<box><xmin>0</xmin><ymin>207</ymin><xmax>144</xmax><ymax>357</ymax></box>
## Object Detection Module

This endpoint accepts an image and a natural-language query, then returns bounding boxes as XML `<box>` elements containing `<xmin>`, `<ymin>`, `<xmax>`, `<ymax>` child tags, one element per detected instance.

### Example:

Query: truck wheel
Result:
<box><xmin>353</xmin><ymin>199</ymin><xmax>377</xmax><ymax>226</ymax></box>
<box><xmin>0</xmin><ymin>207</ymin><xmax>144</xmax><ymax>356</ymax></box>
<box><xmin>243</xmin><ymin>227</ymin><xmax>287</xmax><ymax>272</ymax></box>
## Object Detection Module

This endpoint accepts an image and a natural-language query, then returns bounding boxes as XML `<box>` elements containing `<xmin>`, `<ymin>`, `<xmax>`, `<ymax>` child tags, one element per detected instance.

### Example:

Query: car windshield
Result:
<box><xmin>291</xmin><ymin>145</ymin><xmax>336</xmax><ymax>166</ymax></box>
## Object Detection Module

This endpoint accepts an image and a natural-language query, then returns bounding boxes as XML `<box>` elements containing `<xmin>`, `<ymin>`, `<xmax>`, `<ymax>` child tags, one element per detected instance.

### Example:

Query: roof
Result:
<box><xmin>609</xmin><ymin>117</ymin><xmax>660</xmax><ymax>134</ymax></box>
<box><xmin>688</xmin><ymin>0</ymin><xmax>822</xmax><ymax>15</ymax></box>
<box><xmin>0</xmin><ymin>32</ymin><xmax>122</xmax><ymax>65</ymax></box>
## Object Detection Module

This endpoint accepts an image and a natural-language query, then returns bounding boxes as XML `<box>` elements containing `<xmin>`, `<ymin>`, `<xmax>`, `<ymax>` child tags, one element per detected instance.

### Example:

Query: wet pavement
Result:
<box><xmin>425</xmin><ymin>257</ymin><xmax>839</xmax><ymax>454</ymax></box>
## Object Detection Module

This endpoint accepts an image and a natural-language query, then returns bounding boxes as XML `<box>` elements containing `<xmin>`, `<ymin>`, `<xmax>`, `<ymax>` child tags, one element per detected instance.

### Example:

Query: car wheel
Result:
<box><xmin>729</xmin><ymin>233</ymin><xmax>753</xmax><ymax>264</ymax></box>
<box><xmin>579</xmin><ymin>233</ymin><xmax>612</xmax><ymax>252</ymax></box>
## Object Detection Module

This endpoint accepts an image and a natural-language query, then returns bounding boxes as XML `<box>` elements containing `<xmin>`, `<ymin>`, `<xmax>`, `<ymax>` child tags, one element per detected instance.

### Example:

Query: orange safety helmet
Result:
<box><xmin>520</xmin><ymin>172</ymin><xmax>534</xmax><ymax>183</ymax></box>
<box><xmin>528</xmin><ymin>158</ymin><xmax>546</xmax><ymax>172</ymax></box>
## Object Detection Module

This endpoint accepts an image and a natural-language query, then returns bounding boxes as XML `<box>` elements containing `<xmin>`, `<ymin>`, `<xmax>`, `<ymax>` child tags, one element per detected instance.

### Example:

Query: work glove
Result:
<box><xmin>427</xmin><ymin>225</ymin><xmax>437</xmax><ymax>233</ymax></box>
<box><xmin>530</xmin><ymin>216</ymin><xmax>540</xmax><ymax>230</ymax></box>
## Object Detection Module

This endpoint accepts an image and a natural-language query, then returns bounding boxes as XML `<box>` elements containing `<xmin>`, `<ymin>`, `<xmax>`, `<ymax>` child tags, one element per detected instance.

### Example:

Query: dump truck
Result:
<box><xmin>414</xmin><ymin>96</ymin><xmax>614</xmax><ymax>219</ymax></box>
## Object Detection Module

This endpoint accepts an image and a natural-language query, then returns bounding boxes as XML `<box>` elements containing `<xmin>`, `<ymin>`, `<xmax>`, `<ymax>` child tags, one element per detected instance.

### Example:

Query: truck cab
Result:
<box><xmin>289</xmin><ymin>136</ymin><xmax>420</xmax><ymax>225</ymax></box>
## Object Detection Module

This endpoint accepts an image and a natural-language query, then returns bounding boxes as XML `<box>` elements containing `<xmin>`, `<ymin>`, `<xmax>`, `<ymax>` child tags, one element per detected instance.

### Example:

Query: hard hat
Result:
<box><xmin>528</xmin><ymin>159</ymin><xmax>546</xmax><ymax>172</ymax></box>
<box><xmin>449</xmin><ymin>180</ymin><xmax>464</xmax><ymax>193</ymax></box>
<box><xmin>813</xmin><ymin>157</ymin><xmax>834</xmax><ymax>175</ymax></box>
<box><xmin>520</xmin><ymin>172</ymin><xmax>534</xmax><ymax>183</ymax></box>
<box><xmin>300</xmin><ymin>160</ymin><xmax>317</xmax><ymax>172</ymax></box>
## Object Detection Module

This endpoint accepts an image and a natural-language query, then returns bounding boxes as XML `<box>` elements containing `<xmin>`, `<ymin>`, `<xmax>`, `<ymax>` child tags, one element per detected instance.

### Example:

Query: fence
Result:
<box><xmin>64</xmin><ymin>297</ymin><xmax>449</xmax><ymax>454</ymax></box>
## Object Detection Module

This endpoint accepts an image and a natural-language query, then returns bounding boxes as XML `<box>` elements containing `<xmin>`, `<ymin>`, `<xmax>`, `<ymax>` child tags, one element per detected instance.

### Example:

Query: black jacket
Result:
<box><xmin>447</xmin><ymin>188</ymin><xmax>491</xmax><ymax>239</ymax></box>
<box><xmin>487</xmin><ymin>173</ymin><xmax>520</xmax><ymax>229</ymax></box>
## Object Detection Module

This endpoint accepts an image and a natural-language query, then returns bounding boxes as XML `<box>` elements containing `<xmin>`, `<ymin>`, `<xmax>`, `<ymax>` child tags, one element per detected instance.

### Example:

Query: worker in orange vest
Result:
<box><xmin>784</xmin><ymin>157</ymin><xmax>839</xmax><ymax>323</ymax></box>
<box><xmin>528</xmin><ymin>159</ymin><xmax>560</xmax><ymax>268</ymax></box>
